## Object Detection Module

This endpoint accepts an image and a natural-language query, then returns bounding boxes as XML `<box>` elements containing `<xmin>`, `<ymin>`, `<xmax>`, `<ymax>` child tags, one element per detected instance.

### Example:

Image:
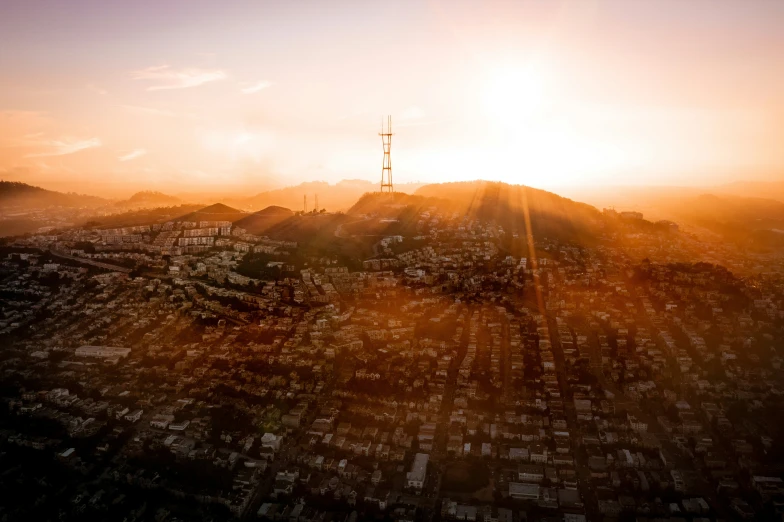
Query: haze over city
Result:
<box><xmin>3</xmin><ymin>2</ymin><xmax>784</xmax><ymax>522</ymax></box>
<box><xmin>2</xmin><ymin>0</ymin><xmax>784</xmax><ymax>196</ymax></box>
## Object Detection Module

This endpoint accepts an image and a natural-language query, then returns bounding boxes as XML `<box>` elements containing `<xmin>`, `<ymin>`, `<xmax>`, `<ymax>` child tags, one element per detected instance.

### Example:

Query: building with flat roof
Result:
<box><xmin>509</xmin><ymin>482</ymin><xmax>540</xmax><ymax>500</ymax></box>
<box><xmin>75</xmin><ymin>345</ymin><xmax>131</xmax><ymax>358</ymax></box>
<box><xmin>407</xmin><ymin>453</ymin><xmax>429</xmax><ymax>490</ymax></box>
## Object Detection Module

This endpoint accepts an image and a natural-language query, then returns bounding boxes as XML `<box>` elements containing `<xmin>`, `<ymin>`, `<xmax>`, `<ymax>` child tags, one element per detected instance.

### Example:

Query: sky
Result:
<box><xmin>1</xmin><ymin>0</ymin><xmax>783</xmax><ymax>197</ymax></box>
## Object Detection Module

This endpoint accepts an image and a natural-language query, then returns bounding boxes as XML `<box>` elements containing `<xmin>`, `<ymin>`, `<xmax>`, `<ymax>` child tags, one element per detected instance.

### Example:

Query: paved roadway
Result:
<box><xmin>50</xmin><ymin>248</ymin><xmax>132</xmax><ymax>273</ymax></box>
<box><xmin>547</xmin><ymin>315</ymin><xmax>598</xmax><ymax>515</ymax></box>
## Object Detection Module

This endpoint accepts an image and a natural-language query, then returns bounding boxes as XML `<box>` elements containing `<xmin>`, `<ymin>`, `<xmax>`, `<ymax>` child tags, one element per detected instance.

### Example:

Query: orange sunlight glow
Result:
<box><xmin>1</xmin><ymin>1</ymin><xmax>783</xmax><ymax>195</ymax></box>
<box><xmin>482</xmin><ymin>65</ymin><xmax>548</xmax><ymax>127</ymax></box>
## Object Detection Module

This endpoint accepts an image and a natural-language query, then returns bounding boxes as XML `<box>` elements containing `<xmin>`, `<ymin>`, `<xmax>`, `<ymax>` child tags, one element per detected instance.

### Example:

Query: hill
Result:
<box><xmin>713</xmin><ymin>180</ymin><xmax>784</xmax><ymax>203</ymax></box>
<box><xmin>233</xmin><ymin>206</ymin><xmax>295</xmax><ymax>235</ymax></box>
<box><xmin>414</xmin><ymin>181</ymin><xmax>602</xmax><ymax>238</ymax></box>
<box><xmin>82</xmin><ymin>205</ymin><xmax>205</xmax><ymax>229</ymax></box>
<box><xmin>344</xmin><ymin>181</ymin><xmax>603</xmax><ymax>245</ymax></box>
<box><xmin>262</xmin><ymin>212</ymin><xmax>368</xmax><ymax>266</ymax></box>
<box><xmin>656</xmin><ymin>193</ymin><xmax>784</xmax><ymax>249</ymax></box>
<box><xmin>261</xmin><ymin>212</ymin><xmax>345</xmax><ymax>241</ymax></box>
<box><xmin>116</xmin><ymin>191</ymin><xmax>181</xmax><ymax>209</ymax></box>
<box><xmin>174</xmin><ymin>203</ymin><xmax>247</xmax><ymax>223</ymax></box>
<box><xmin>0</xmin><ymin>181</ymin><xmax>107</xmax><ymax>209</ymax></box>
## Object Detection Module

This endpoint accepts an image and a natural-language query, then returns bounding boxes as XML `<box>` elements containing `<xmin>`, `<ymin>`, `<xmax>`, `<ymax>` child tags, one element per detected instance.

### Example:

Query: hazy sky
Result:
<box><xmin>1</xmin><ymin>0</ymin><xmax>783</xmax><ymax>196</ymax></box>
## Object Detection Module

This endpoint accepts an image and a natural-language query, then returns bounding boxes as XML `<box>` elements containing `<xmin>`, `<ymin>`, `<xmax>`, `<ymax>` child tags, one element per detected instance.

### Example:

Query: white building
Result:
<box><xmin>150</xmin><ymin>414</ymin><xmax>175</xmax><ymax>429</ymax></box>
<box><xmin>261</xmin><ymin>432</ymin><xmax>283</xmax><ymax>451</ymax></box>
<box><xmin>124</xmin><ymin>409</ymin><xmax>143</xmax><ymax>423</ymax></box>
<box><xmin>407</xmin><ymin>453</ymin><xmax>429</xmax><ymax>491</ymax></box>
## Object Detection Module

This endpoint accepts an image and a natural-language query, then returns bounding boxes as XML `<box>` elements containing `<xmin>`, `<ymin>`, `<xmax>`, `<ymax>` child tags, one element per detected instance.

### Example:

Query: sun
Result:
<box><xmin>474</xmin><ymin>63</ymin><xmax>594</xmax><ymax>186</ymax></box>
<box><xmin>481</xmin><ymin>65</ymin><xmax>548</xmax><ymax>128</ymax></box>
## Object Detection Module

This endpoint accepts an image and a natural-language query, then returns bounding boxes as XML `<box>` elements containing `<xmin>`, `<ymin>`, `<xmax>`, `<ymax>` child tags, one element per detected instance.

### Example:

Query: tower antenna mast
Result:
<box><xmin>380</xmin><ymin>115</ymin><xmax>394</xmax><ymax>193</ymax></box>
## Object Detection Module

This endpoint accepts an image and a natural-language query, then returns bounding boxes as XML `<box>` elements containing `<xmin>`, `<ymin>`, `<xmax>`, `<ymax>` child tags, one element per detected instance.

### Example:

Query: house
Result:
<box><xmin>272</xmin><ymin>469</ymin><xmax>299</xmax><ymax>498</ymax></box>
<box><xmin>628</xmin><ymin>413</ymin><xmax>647</xmax><ymax>432</ymax></box>
<box><xmin>168</xmin><ymin>420</ymin><xmax>190</xmax><ymax>431</ymax></box>
<box><xmin>557</xmin><ymin>488</ymin><xmax>583</xmax><ymax>508</ymax></box>
<box><xmin>509</xmin><ymin>482</ymin><xmax>539</xmax><ymax>500</ymax></box>
<box><xmin>529</xmin><ymin>443</ymin><xmax>548</xmax><ymax>463</ymax></box>
<box><xmin>518</xmin><ymin>464</ymin><xmax>544</xmax><ymax>483</ymax></box>
<box><xmin>261</xmin><ymin>432</ymin><xmax>283</xmax><ymax>451</ymax></box>
<box><xmin>455</xmin><ymin>504</ymin><xmax>478</xmax><ymax>521</ymax></box>
<box><xmin>150</xmin><ymin>414</ymin><xmax>174</xmax><ymax>429</ymax></box>
<box><xmin>509</xmin><ymin>447</ymin><xmax>529</xmax><ymax>461</ymax></box>
<box><xmin>124</xmin><ymin>409</ymin><xmax>143</xmax><ymax>423</ymax></box>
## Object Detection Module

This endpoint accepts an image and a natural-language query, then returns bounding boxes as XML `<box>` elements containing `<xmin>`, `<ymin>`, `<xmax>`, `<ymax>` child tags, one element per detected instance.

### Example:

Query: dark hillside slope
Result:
<box><xmin>0</xmin><ymin>181</ymin><xmax>107</xmax><ymax>209</ymax></box>
<box><xmin>414</xmin><ymin>181</ymin><xmax>602</xmax><ymax>241</ymax></box>
<box><xmin>344</xmin><ymin>181</ymin><xmax>602</xmax><ymax>244</ymax></box>
<box><xmin>233</xmin><ymin>206</ymin><xmax>294</xmax><ymax>235</ymax></box>
<box><xmin>174</xmin><ymin>203</ymin><xmax>247</xmax><ymax>223</ymax></box>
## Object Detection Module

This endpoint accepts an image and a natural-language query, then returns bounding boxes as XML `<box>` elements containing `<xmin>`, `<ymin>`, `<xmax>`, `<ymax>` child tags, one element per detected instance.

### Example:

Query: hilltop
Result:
<box><xmin>233</xmin><ymin>206</ymin><xmax>295</xmax><ymax>235</ymax></box>
<box><xmin>174</xmin><ymin>203</ymin><xmax>247</xmax><ymax>223</ymax></box>
<box><xmin>345</xmin><ymin>181</ymin><xmax>603</xmax><ymax>244</ymax></box>
<box><xmin>116</xmin><ymin>191</ymin><xmax>181</xmax><ymax>209</ymax></box>
<box><xmin>0</xmin><ymin>181</ymin><xmax>107</xmax><ymax>209</ymax></box>
<box><xmin>415</xmin><ymin>181</ymin><xmax>602</xmax><ymax>238</ymax></box>
<box><xmin>82</xmin><ymin>204</ymin><xmax>205</xmax><ymax>229</ymax></box>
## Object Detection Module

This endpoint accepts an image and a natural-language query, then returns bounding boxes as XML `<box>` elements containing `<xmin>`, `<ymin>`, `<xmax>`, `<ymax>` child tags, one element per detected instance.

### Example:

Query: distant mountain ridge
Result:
<box><xmin>656</xmin><ymin>193</ymin><xmax>784</xmax><ymax>249</ymax></box>
<box><xmin>0</xmin><ymin>179</ymin><xmax>676</xmax><ymax>248</ymax></box>
<box><xmin>0</xmin><ymin>181</ymin><xmax>107</xmax><ymax>209</ymax></box>
<box><xmin>239</xmin><ymin>179</ymin><xmax>425</xmax><ymax>212</ymax></box>
<box><xmin>116</xmin><ymin>190</ymin><xmax>181</xmax><ymax>209</ymax></box>
<box><xmin>714</xmin><ymin>180</ymin><xmax>784</xmax><ymax>203</ymax></box>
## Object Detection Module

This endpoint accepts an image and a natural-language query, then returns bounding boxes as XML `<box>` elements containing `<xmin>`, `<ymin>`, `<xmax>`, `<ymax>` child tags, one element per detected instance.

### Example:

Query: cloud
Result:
<box><xmin>119</xmin><ymin>148</ymin><xmax>147</xmax><ymax>162</ymax></box>
<box><xmin>26</xmin><ymin>137</ymin><xmax>102</xmax><ymax>157</ymax></box>
<box><xmin>131</xmin><ymin>65</ymin><xmax>226</xmax><ymax>91</ymax></box>
<box><xmin>241</xmin><ymin>80</ymin><xmax>272</xmax><ymax>94</ymax></box>
<box><xmin>0</xmin><ymin>111</ymin><xmax>52</xmax><ymax>147</ymax></box>
<box><xmin>401</xmin><ymin>106</ymin><xmax>425</xmax><ymax>120</ymax></box>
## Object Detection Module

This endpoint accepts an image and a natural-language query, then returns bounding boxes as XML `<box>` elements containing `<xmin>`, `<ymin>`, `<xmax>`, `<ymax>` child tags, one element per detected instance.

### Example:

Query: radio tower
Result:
<box><xmin>303</xmin><ymin>195</ymin><xmax>307</xmax><ymax>213</ymax></box>
<box><xmin>379</xmin><ymin>115</ymin><xmax>393</xmax><ymax>193</ymax></box>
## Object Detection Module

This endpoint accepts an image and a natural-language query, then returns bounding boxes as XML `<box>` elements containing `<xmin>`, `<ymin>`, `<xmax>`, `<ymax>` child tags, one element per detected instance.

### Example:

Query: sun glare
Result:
<box><xmin>482</xmin><ymin>65</ymin><xmax>548</xmax><ymax>128</ymax></box>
